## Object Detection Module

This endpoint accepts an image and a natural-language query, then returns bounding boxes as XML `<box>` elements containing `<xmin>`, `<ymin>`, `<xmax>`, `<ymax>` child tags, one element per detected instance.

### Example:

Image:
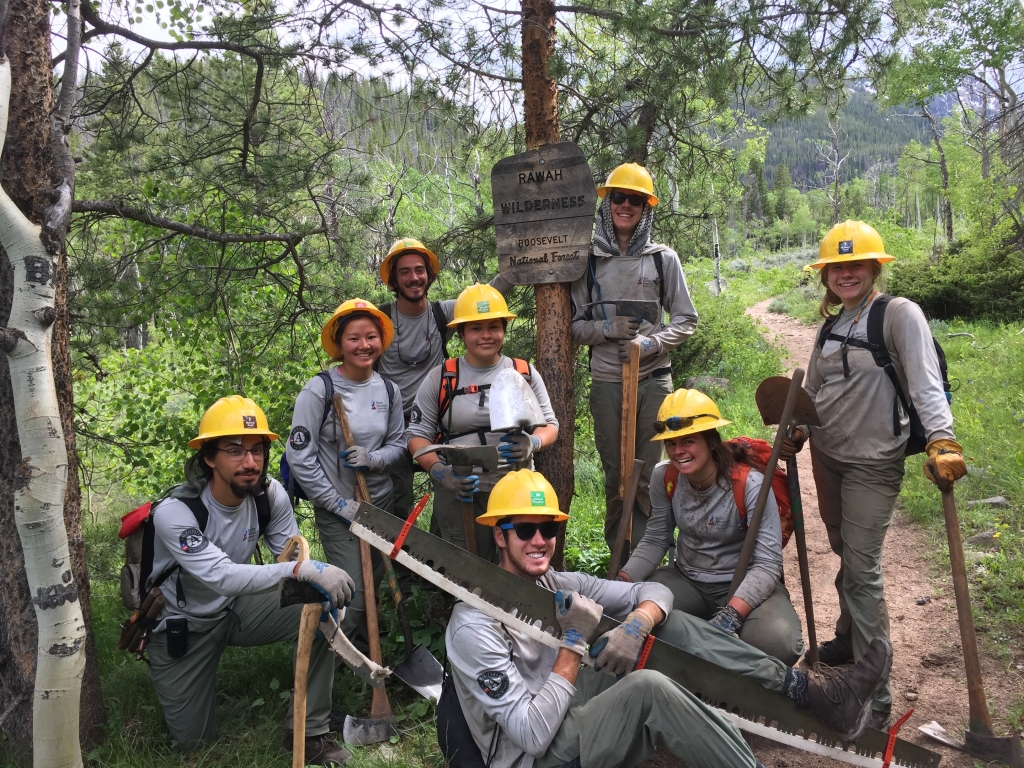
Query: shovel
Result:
<box><xmin>754</xmin><ymin>374</ymin><xmax>822</xmax><ymax>664</ymax></box>
<box><xmin>490</xmin><ymin>367</ymin><xmax>546</xmax><ymax>470</ymax></box>
<box><xmin>728</xmin><ymin>370</ymin><xmax>809</xmax><ymax>599</ymax></box>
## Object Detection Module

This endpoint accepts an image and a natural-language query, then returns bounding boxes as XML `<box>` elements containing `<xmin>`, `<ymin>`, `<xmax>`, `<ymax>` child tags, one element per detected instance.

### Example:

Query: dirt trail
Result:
<box><xmin>743</xmin><ymin>299</ymin><xmax>1022</xmax><ymax>767</ymax></box>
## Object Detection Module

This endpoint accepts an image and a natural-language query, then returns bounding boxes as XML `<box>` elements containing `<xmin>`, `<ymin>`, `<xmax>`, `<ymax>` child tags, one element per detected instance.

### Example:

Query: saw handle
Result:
<box><xmin>277</xmin><ymin>535</ymin><xmax>318</xmax><ymax>768</ymax></box>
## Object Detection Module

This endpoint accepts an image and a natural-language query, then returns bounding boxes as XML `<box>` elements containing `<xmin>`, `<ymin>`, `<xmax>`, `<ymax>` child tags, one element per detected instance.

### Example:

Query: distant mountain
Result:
<box><xmin>763</xmin><ymin>85</ymin><xmax>950</xmax><ymax>189</ymax></box>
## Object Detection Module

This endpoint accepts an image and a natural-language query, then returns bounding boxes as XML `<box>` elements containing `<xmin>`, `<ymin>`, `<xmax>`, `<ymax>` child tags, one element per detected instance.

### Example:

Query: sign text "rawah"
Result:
<box><xmin>519</xmin><ymin>169</ymin><xmax>563</xmax><ymax>183</ymax></box>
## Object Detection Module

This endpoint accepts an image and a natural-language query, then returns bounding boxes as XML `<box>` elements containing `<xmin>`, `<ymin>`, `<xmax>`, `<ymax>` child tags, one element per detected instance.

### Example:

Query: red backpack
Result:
<box><xmin>663</xmin><ymin>437</ymin><xmax>793</xmax><ymax>547</ymax></box>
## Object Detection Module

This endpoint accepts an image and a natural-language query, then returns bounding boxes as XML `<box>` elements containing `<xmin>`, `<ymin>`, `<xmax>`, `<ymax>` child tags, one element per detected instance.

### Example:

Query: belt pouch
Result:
<box><xmin>166</xmin><ymin>618</ymin><xmax>188</xmax><ymax>659</ymax></box>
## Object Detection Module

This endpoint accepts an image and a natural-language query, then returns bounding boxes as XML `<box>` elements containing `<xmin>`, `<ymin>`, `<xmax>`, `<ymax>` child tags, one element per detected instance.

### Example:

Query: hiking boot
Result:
<box><xmin>808</xmin><ymin>637</ymin><xmax>892</xmax><ymax>743</ymax></box>
<box><xmin>869</xmin><ymin>707</ymin><xmax>891</xmax><ymax>731</ymax></box>
<box><xmin>816</xmin><ymin>634</ymin><xmax>854</xmax><ymax>666</ymax></box>
<box><xmin>283</xmin><ymin>732</ymin><xmax>352</xmax><ymax>766</ymax></box>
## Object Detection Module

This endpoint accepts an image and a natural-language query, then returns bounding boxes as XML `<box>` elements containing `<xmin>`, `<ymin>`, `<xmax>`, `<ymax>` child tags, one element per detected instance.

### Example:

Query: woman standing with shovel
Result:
<box><xmin>405</xmin><ymin>283</ymin><xmax>559</xmax><ymax>560</ymax></box>
<box><xmin>784</xmin><ymin>221</ymin><xmax>967</xmax><ymax>728</ymax></box>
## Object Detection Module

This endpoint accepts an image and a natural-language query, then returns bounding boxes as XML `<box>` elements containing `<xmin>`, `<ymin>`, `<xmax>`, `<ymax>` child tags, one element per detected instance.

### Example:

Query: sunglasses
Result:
<box><xmin>499</xmin><ymin>521</ymin><xmax>561</xmax><ymax>541</ymax></box>
<box><xmin>609</xmin><ymin>191</ymin><xmax>646</xmax><ymax>207</ymax></box>
<box><xmin>652</xmin><ymin>414</ymin><xmax>718</xmax><ymax>433</ymax></box>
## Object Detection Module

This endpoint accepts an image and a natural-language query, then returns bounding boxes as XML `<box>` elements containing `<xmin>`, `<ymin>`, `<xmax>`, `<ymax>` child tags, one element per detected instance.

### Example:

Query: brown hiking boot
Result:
<box><xmin>808</xmin><ymin>636</ymin><xmax>892</xmax><ymax>743</ymax></box>
<box><xmin>283</xmin><ymin>732</ymin><xmax>352</xmax><ymax>766</ymax></box>
<box><xmin>815</xmin><ymin>634</ymin><xmax>854</xmax><ymax>666</ymax></box>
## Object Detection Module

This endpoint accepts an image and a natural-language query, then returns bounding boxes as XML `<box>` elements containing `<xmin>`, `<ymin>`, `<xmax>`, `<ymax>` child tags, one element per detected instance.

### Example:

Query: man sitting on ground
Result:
<box><xmin>443</xmin><ymin>468</ymin><xmax>892</xmax><ymax>768</ymax></box>
<box><xmin>146</xmin><ymin>396</ymin><xmax>354</xmax><ymax>765</ymax></box>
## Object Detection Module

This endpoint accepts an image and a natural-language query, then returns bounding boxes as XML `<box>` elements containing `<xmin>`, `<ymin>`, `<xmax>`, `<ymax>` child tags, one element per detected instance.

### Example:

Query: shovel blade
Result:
<box><xmin>755</xmin><ymin>375</ymin><xmax>821</xmax><ymax>427</ymax></box>
<box><xmin>393</xmin><ymin>643</ymin><xmax>444</xmax><ymax>701</ymax></box>
<box><xmin>342</xmin><ymin>714</ymin><xmax>398</xmax><ymax>746</ymax></box>
<box><xmin>490</xmin><ymin>368</ymin><xmax>545</xmax><ymax>433</ymax></box>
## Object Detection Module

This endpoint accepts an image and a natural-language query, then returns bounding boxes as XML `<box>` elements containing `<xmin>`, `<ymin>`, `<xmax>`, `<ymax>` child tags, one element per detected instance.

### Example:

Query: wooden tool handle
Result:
<box><xmin>786</xmin><ymin>453</ymin><xmax>818</xmax><ymax>665</ymax></box>
<box><xmin>331</xmin><ymin>392</ymin><xmax>393</xmax><ymax>719</ymax></box>
<box><xmin>618</xmin><ymin>340</ymin><xmax>641</xmax><ymax>499</ymax></box>
<box><xmin>277</xmin><ymin>535</ymin><xmax>317</xmax><ymax>766</ymax></box>
<box><xmin>608</xmin><ymin>459</ymin><xmax>644</xmax><ymax>577</ymax></box>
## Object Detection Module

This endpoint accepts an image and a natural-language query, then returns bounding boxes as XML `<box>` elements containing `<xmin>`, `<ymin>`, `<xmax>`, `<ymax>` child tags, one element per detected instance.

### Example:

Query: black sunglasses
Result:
<box><xmin>499</xmin><ymin>521</ymin><xmax>560</xmax><ymax>541</ymax></box>
<box><xmin>609</xmin><ymin>191</ymin><xmax>646</xmax><ymax>207</ymax></box>
<box><xmin>652</xmin><ymin>414</ymin><xmax>718</xmax><ymax>433</ymax></box>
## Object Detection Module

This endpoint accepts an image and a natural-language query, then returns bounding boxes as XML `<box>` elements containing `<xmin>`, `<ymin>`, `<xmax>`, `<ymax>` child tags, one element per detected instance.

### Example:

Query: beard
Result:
<box><xmin>397</xmin><ymin>282</ymin><xmax>427</xmax><ymax>303</ymax></box>
<box><xmin>229</xmin><ymin>473</ymin><xmax>261</xmax><ymax>498</ymax></box>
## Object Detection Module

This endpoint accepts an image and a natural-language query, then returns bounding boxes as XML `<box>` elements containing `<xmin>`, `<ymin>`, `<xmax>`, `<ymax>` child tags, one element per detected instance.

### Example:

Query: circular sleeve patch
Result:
<box><xmin>289</xmin><ymin>425</ymin><xmax>312</xmax><ymax>451</ymax></box>
<box><xmin>409</xmin><ymin>405</ymin><xmax>423</xmax><ymax>425</ymax></box>
<box><xmin>179</xmin><ymin>528</ymin><xmax>208</xmax><ymax>554</ymax></box>
<box><xmin>477</xmin><ymin>670</ymin><xmax>510</xmax><ymax>699</ymax></box>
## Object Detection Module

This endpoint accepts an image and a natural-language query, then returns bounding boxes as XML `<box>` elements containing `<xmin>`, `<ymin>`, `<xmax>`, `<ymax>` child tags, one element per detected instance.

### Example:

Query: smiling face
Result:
<box><xmin>494</xmin><ymin>515</ymin><xmax>556</xmax><ymax>579</ymax></box>
<box><xmin>609</xmin><ymin>187</ymin><xmax>644</xmax><ymax>237</ymax></box>
<box><xmin>337</xmin><ymin>316</ymin><xmax>383</xmax><ymax>378</ymax></box>
<box><xmin>460</xmin><ymin>319</ymin><xmax>505</xmax><ymax>366</ymax></box>
<box><xmin>393</xmin><ymin>253</ymin><xmax>431</xmax><ymax>303</ymax></box>
<box><xmin>664</xmin><ymin>432</ymin><xmax>714</xmax><ymax>480</ymax></box>
<box><xmin>825</xmin><ymin>260</ymin><xmax>878</xmax><ymax>310</ymax></box>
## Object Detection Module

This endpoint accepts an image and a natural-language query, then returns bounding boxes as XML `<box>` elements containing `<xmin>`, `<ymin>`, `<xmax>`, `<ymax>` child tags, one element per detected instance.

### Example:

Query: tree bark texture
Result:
<box><xmin>521</xmin><ymin>0</ymin><xmax>574</xmax><ymax>570</ymax></box>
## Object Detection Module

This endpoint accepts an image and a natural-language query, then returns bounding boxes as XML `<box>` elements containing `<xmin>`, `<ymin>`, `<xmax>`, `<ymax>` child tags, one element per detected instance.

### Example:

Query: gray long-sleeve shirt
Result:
<box><xmin>805</xmin><ymin>295</ymin><xmax>955</xmax><ymax>464</ymax></box>
<box><xmin>569</xmin><ymin>243</ymin><xmax>698</xmax><ymax>382</ymax></box>
<box><xmin>446</xmin><ymin>570</ymin><xmax>673</xmax><ymax>768</ymax></box>
<box><xmin>150</xmin><ymin>479</ymin><xmax>299</xmax><ymax>632</ymax></box>
<box><xmin>286</xmin><ymin>368</ymin><xmax>406</xmax><ymax>513</ymax></box>
<box><xmin>622</xmin><ymin>461</ymin><xmax>783</xmax><ymax>609</ymax></box>
<box><xmin>377</xmin><ymin>275</ymin><xmax>514</xmax><ymax>422</ymax></box>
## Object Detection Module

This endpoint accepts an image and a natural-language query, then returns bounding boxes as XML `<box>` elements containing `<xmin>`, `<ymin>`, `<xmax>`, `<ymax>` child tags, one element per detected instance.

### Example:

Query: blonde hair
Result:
<box><xmin>817</xmin><ymin>261</ymin><xmax>885</xmax><ymax>319</ymax></box>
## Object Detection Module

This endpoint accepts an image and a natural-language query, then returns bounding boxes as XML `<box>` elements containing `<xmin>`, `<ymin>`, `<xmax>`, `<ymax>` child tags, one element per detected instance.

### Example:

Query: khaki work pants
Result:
<box><xmin>811</xmin><ymin>442</ymin><xmax>904</xmax><ymax>713</ymax></box>
<box><xmin>590</xmin><ymin>373</ymin><xmax>673</xmax><ymax>554</ymax></box>
<box><xmin>430</xmin><ymin>485</ymin><xmax>499</xmax><ymax>562</ymax></box>
<box><xmin>650</xmin><ymin>567</ymin><xmax>804</xmax><ymax>666</ymax></box>
<box><xmin>148</xmin><ymin>590</ymin><xmax>335</xmax><ymax>750</ymax></box>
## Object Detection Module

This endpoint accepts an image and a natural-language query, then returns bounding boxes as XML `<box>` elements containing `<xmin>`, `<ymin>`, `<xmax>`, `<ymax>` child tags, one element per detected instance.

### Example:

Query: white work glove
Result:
<box><xmin>341</xmin><ymin>445</ymin><xmax>384</xmax><ymax>471</ymax></box>
<box><xmin>334</xmin><ymin>497</ymin><xmax>357</xmax><ymax>523</ymax></box>
<box><xmin>294</xmin><ymin>560</ymin><xmax>355</xmax><ymax>610</ymax></box>
<box><xmin>617</xmin><ymin>336</ymin><xmax>661</xmax><ymax>362</ymax></box>
<box><xmin>589</xmin><ymin>608</ymin><xmax>654</xmax><ymax>675</ymax></box>
<box><xmin>603</xmin><ymin>316</ymin><xmax>640</xmax><ymax>341</ymax></box>
<box><xmin>498</xmin><ymin>432</ymin><xmax>541</xmax><ymax>463</ymax></box>
<box><xmin>430</xmin><ymin>461</ymin><xmax>479</xmax><ymax>503</ymax></box>
<box><xmin>554</xmin><ymin>589</ymin><xmax>603</xmax><ymax>656</ymax></box>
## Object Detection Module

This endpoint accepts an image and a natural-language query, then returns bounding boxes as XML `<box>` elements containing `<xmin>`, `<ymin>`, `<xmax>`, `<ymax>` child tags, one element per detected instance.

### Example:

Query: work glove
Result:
<box><xmin>618</xmin><ymin>336</ymin><xmax>661</xmax><ymax>363</ymax></box>
<box><xmin>603</xmin><ymin>316</ymin><xmax>641</xmax><ymax>341</ymax></box>
<box><xmin>554</xmin><ymin>589</ymin><xmax>603</xmax><ymax>656</ymax></box>
<box><xmin>708</xmin><ymin>605</ymin><xmax>744</xmax><ymax>638</ymax></box>
<box><xmin>334</xmin><ymin>497</ymin><xmax>356</xmax><ymax>523</ymax></box>
<box><xmin>923</xmin><ymin>438</ymin><xmax>968</xmax><ymax>492</ymax></box>
<box><xmin>498</xmin><ymin>432</ymin><xmax>541</xmax><ymax>463</ymax></box>
<box><xmin>341</xmin><ymin>445</ymin><xmax>384</xmax><ymax>472</ymax></box>
<box><xmin>779</xmin><ymin>426</ymin><xmax>809</xmax><ymax>460</ymax></box>
<box><xmin>589</xmin><ymin>608</ymin><xmax>655</xmax><ymax>675</ymax></box>
<box><xmin>430</xmin><ymin>461</ymin><xmax>479</xmax><ymax>503</ymax></box>
<box><xmin>294</xmin><ymin>560</ymin><xmax>355</xmax><ymax>610</ymax></box>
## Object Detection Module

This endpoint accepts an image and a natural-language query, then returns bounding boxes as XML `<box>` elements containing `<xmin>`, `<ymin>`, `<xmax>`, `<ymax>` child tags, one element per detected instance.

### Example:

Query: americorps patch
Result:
<box><xmin>409</xmin><ymin>405</ymin><xmax>423</xmax><ymax>424</ymax></box>
<box><xmin>477</xmin><ymin>670</ymin><xmax>510</xmax><ymax>699</ymax></box>
<box><xmin>179</xmin><ymin>527</ymin><xmax>208</xmax><ymax>553</ymax></box>
<box><xmin>289</xmin><ymin>425</ymin><xmax>312</xmax><ymax>450</ymax></box>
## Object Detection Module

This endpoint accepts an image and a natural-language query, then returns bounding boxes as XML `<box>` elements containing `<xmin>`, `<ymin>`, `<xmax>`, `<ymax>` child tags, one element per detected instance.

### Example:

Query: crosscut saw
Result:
<box><xmin>349</xmin><ymin>502</ymin><xmax>940</xmax><ymax>768</ymax></box>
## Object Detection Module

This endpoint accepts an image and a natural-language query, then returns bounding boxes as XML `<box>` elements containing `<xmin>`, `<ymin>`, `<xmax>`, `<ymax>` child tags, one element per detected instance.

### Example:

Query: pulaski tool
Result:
<box><xmin>347</xmin><ymin>499</ymin><xmax>941</xmax><ymax>768</ymax></box>
<box><xmin>582</xmin><ymin>299</ymin><xmax>661</xmax><ymax>326</ymax></box>
<box><xmin>412</xmin><ymin>443</ymin><xmax>499</xmax><ymax>555</ymax></box>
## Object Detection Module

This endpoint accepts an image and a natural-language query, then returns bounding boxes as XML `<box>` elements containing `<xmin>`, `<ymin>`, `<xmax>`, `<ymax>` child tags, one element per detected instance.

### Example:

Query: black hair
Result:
<box><xmin>455</xmin><ymin>318</ymin><xmax>509</xmax><ymax>339</ymax></box>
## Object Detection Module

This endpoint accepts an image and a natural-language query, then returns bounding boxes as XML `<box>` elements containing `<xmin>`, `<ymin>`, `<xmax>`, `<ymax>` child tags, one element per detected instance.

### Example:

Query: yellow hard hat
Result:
<box><xmin>321</xmin><ymin>298</ymin><xmax>395</xmax><ymax>360</ymax></box>
<box><xmin>807</xmin><ymin>220</ymin><xmax>895</xmax><ymax>270</ymax></box>
<box><xmin>476</xmin><ymin>469</ymin><xmax>568</xmax><ymax>526</ymax></box>
<box><xmin>448</xmin><ymin>284</ymin><xmax>517</xmax><ymax>327</ymax></box>
<box><xmin>651</xmin><ymin>389</ymin><xmax>732</xmax><ymax>442</ymax></box>
<box><xmin>380</xmin><ymin>237</ymin><xmax>441</xmax><ymax>285</ymax></box>
<box><xmin>596</xmin><ymin>162</ymin><xmax>659</xmax><ymax>206</ymax></box>
<box><xmin>188</xmin><ymin>395</ymin><xmax>279</xmax><ymax>449</ymax></box>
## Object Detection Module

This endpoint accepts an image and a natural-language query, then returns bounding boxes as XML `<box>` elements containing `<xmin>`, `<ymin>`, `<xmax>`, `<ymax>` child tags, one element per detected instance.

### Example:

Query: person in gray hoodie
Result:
<box><xmin>570</xmin><ymin>162</ymin><xmax>699</xmax><ymax>554</ymax></box>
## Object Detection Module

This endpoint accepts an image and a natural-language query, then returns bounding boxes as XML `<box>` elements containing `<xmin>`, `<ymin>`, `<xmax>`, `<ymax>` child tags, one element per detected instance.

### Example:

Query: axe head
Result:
<box><xmin>412</xmin><ymin>443</ymin><xmax>500</xmax><ymax>472</ymax></box>
<box><xmin>755</xmin><ymin>375</ymin><xmax>821</xmax><ymax>427</ymax></box>
<box><xmin>583</xmin><ymin>300</ymin><xmax>660</xmax><ymax>325</ymax></box>
<box><xmin>343</xmin><ymin>714</ymin><xmax>398</xmax><ymax>746</ymax></box>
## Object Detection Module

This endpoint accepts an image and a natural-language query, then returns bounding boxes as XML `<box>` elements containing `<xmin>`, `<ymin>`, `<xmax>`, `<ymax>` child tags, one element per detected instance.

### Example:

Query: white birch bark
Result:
<box><xmin>0</xmin><ymin>57</ymin><xmax>85</xmax><ymax>768</ymax></box>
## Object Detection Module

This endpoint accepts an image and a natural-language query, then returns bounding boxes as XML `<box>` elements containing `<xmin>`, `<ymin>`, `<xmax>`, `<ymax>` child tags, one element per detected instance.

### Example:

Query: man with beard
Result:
<box><xmin>147</xmin><ymin>396</ymin><xmax>355</xmax><ymax>765</ymax></box>
<box><xmin>569</xmin><ymin>163</ymin><xmax>699</xmax><ymax>554</ymax></box>
<box><xmin>375</xmin><ymin>237</ymin><xmax>513</xmax><ymax>517</ymax></box>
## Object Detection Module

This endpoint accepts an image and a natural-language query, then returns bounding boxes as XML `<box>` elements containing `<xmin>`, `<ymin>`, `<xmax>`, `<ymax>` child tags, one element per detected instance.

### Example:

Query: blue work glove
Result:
<box><xmin>554</xmin><ymin>589</ymin><xmax>604</xmax><ymax>656</ymax></box>
<box><xmin>709</xmin><ymin>605</ymin><xmax>744</xmax><ymax>638</ymax></box>
<box><xmin>498</xmin><ymin>432</ymin><xmax>541</xmax><ymax>463</ymax></box>
<box><xmin>589</xmin><ymin>608</ymin><xmax>655</xmax><ymax>676</ymax></box>
<box><xmin>341</xmin><ymin>445</ymin><xmax>384</xmax><ymax>471</ymax></box>
<box><xmin>294</xmin><ymin>560</ymin><xmax>355</xmax><ymax>610</ymax></box>
<box><xmin>430</xmin><ymin>461</ymin><xmax>479</xmax><ymax>503</ymax></box>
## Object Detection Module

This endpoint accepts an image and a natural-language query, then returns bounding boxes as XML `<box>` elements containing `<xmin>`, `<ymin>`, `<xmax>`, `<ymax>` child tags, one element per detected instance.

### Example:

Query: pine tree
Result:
<box><xmin>774</xmin><ymin>162</ymin><xmax>794</xmax><ymax>220</ymax></box>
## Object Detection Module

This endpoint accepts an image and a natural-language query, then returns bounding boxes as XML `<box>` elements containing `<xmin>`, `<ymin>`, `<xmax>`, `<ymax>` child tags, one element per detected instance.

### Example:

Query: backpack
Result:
<box><xmin>378</xmin><ymin>300</ymin><xmax>452</xmax><ymax>362</ymax></box>
<box><xmin>279</xmin><ymin>369</ymin><xmax>396</xmax><ymax>503</ymax></box>
<box><xmin>663</xmin><ymin>437</ymin><xmax>793</xmax><ymax>547</ymax></box>
<box><xmin>815</xmin><ymin>294</ymin><xmax>952</xmax><ymax>456</ymax></box>
<box><xmin>436</xmin><ymin>357</ymin><xmax>531</xmax><ymax>442</ymax></box>
<box><xmin>118</xmin><ymin>489</ymin><xmax>272</xmax><ymax>611</ymax></box>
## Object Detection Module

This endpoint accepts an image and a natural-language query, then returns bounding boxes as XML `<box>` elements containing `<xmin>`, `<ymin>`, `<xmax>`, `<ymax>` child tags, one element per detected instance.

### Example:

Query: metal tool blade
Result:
<box><xmin>393</xmin><ymin>643</ymin><xmax>444</xmax><ymax>701</ymax></box>
<box><xmin>583</xmin><ymin>300</ymin><xmax>660</xmax><ymax>325</ymax></box>
<box><xmin>755</xmin><ymin>375</ymin><xmax>821</xmax><ymax>427</ymax></box>
<box><xmin>342</xmin><ymin>714</ymin><xmax>398</xmax><ymax>745</ymax></box>
<box><xmin>490</xmin><ymin>367</ymin><xmax>545</xmax><ymax>433</ymax></box>
<box><xmin>350</xmin><ymin>502</ymin><xmax>940</xmax><ymax>768</ymax></box>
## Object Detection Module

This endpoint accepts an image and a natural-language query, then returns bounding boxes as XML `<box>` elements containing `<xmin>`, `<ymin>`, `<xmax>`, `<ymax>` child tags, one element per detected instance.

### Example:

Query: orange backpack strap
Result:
<box><xmin>663</xmin><ymin>464</ymin><xmax>680</xmax><ymax>501</ymax></box>
<box><xmin>436</xmin><ymin>358</ymin><xmax>460</xmax><ymax>440</ymax></box>
<box><xmin>731</xmin><ymin>463</ymin><xmax>751</xmax><ymax>528</ymax></box>
<box><xmin>512</xmin><ymin>358</ymin><xmax>531</xmax><ymax>378</ymax></box>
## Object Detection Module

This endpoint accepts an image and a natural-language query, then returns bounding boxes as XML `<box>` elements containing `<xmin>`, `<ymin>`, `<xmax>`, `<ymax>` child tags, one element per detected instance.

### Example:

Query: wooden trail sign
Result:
<box><xmin>492</xmin><ymin>141</ymin><xmax>596</xmax><ymax>284</ymax></box>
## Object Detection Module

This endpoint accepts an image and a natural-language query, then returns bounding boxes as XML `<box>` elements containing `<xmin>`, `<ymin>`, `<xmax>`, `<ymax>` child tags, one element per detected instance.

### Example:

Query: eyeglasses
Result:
<box><xmin>652</xmin><ymin>414</ymin><xmax>718</xmax><ymax>433</ymax></box>
<box><xmin>393</xmin><ymin>326</ymin><xmax>431</xmax><ymax>367</ymax></box>
<box><xmin>609</xmin><ymin>191</ymin><xmax>646</xmax><ymax>207</ymax></box>
<box><xmin>498</xmin><ymin>521</ymin><xmax>560</xmax><ymax>541</ymax></box>
<box><xmin>216</xmin><ymin>445</ymin><xmax>267</xmax><ymax>460</ymax></box>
